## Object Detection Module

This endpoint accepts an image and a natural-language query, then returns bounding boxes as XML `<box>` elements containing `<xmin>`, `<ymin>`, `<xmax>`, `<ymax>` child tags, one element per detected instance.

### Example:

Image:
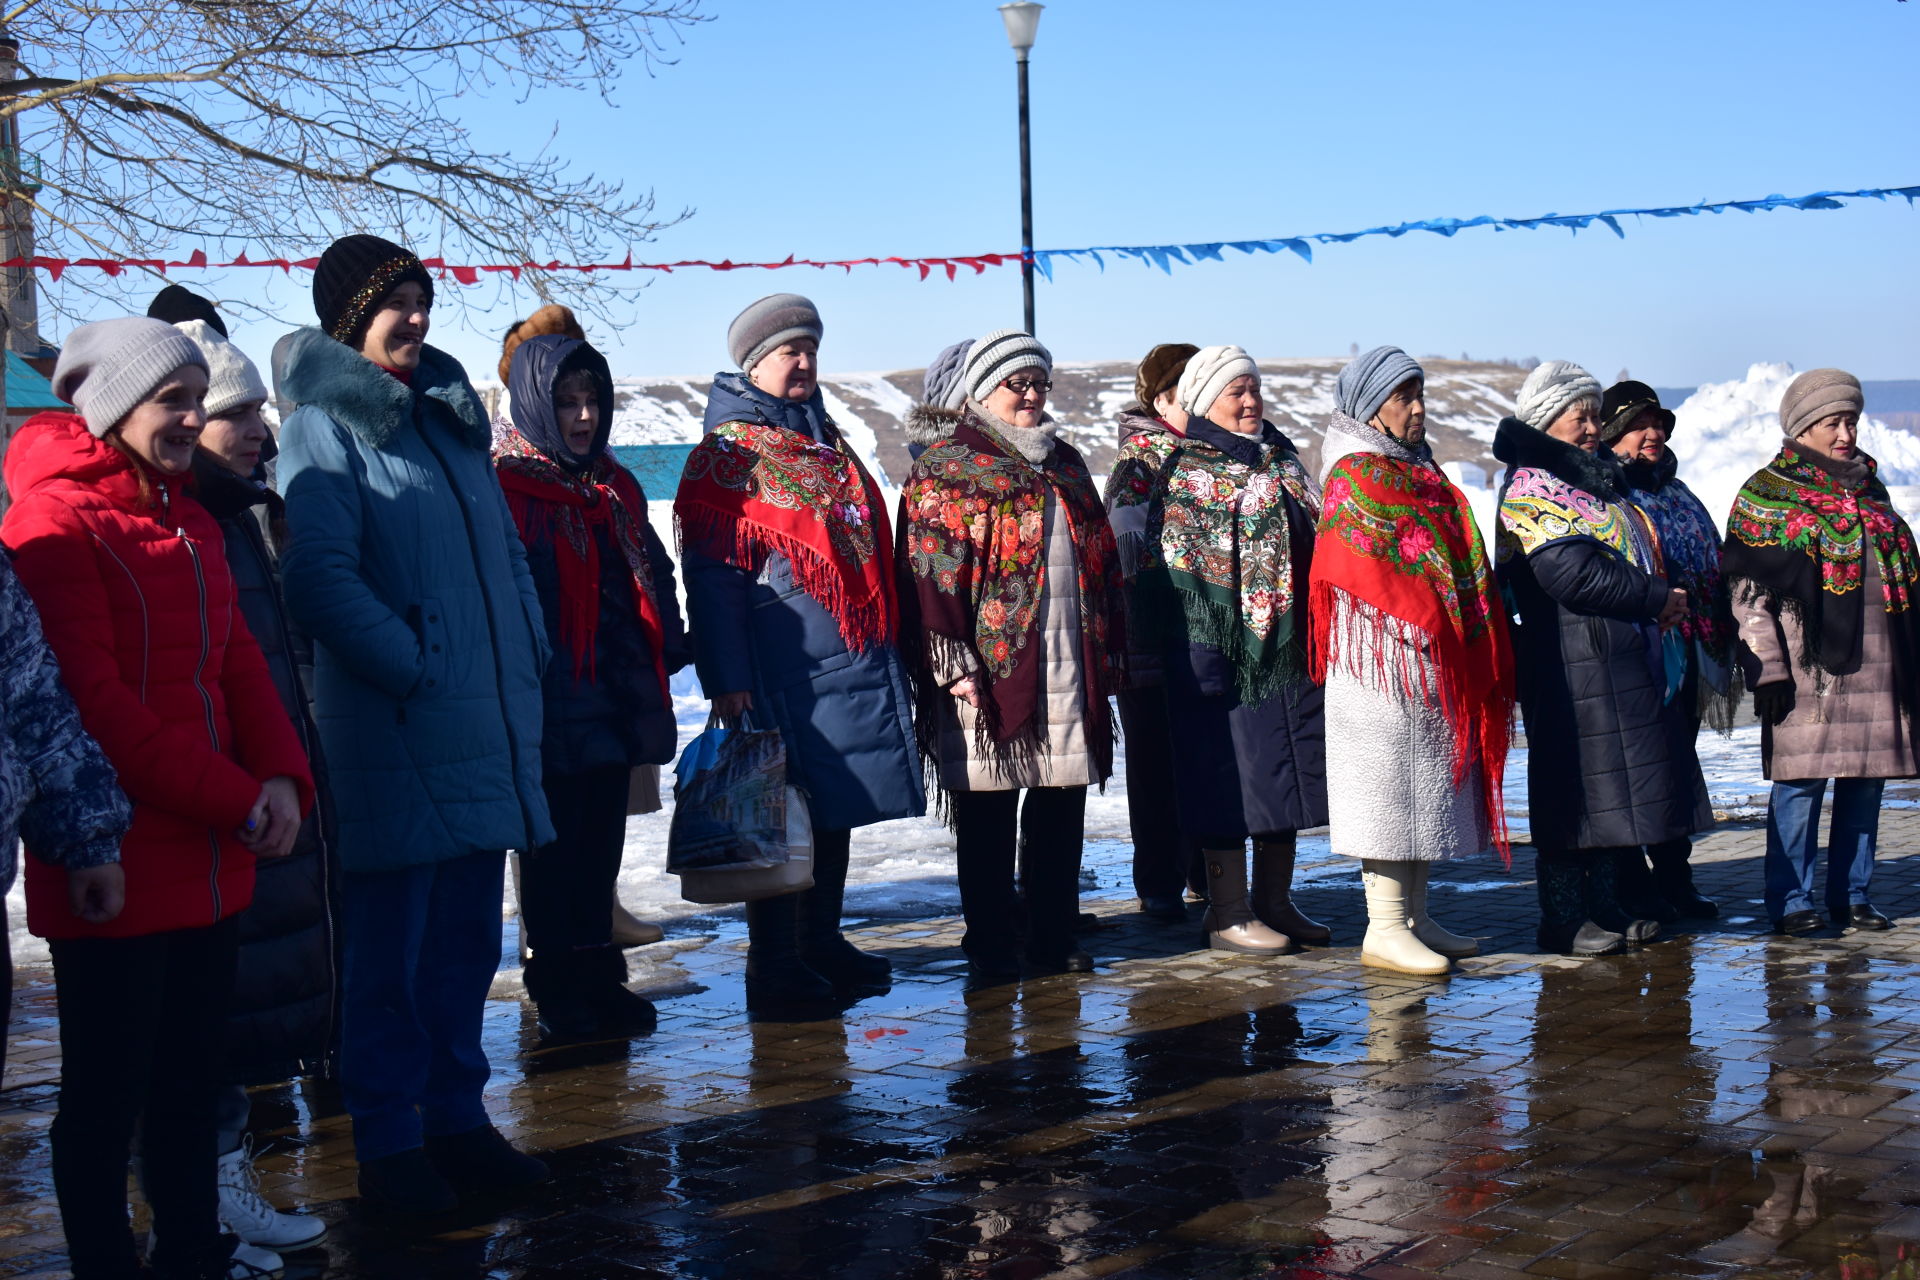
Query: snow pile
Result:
<box><xmin>1671</xmin><ymin>362</ymin><xmax>1920</xmax><ymax>530</ymax></box>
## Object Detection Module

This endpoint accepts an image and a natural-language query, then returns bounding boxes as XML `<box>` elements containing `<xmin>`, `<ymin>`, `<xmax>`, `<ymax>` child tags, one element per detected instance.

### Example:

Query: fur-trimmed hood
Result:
<box><xmin>905</xmin><ymin>402</ymin><xmax>966</xmax><ymax>449</ymax></box>
<box><xmin>1492</xmin><ymin>414</ymin><xmax>1626</xmax><ymax>501</ymax></box>
<box><xmin>276</xmin><ymin>326</ymin><xmax>490</xmax><ymax>453</ymax></box>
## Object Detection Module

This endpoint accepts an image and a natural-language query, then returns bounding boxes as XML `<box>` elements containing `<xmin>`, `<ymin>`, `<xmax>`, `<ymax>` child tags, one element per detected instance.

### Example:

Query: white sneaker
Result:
<box><xmin>218</xmin><ymin>1141</ymin><xmax>326</xmax><ymax>1249</ymax></box>
<box><xmin>146</xmin><ymin>1231</ymin><xmax>284</xmax><ymax>1278</ymax></box>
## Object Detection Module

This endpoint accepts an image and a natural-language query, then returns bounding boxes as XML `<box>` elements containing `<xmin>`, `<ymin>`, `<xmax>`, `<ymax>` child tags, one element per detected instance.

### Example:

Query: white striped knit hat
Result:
<box><xmin>964</xmin><ymin>329</ymin><xmax>1052</xmax><ymax>403</ymax></box>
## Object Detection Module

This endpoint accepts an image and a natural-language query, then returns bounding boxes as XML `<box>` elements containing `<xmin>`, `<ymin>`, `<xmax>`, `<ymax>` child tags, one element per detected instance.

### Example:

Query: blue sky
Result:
<box><xmin>48</xmin><ymin>0</ymin><xmax>1920</xmax><ymax>387</ymax></box>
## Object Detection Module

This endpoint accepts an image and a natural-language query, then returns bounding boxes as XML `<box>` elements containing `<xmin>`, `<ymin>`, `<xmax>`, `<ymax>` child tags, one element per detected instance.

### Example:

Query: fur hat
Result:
<box><xmin>1177</xmin><ymin>344</ymin><xmax>1259</xmax><ymax>417</ymax></box>
<box><xmin>498</xmin><ymin>304</ymin><xmax>587</xmax><ymax>384</ymax></box>
<box><xmin>1599</xmin><ymin>380</ymin><xmax>1674</xmax><ymax>444</ymax></box>
<box><xmin>52</xmin><ymin>316</ymin><xmax>209</xmax><ymax>438</ymax></box>
<box><xmin>1134</xmin><ymin>342</ymin><xmax>1199</xmax><ymax>412</ymax></box>
<box><xmin>313</xmin><ymin>234</ymin><xmax>434</xmax><ymax>346</ymax></box>
<box><xmin>1514</xmin><ymin>360</ymin><xmax>1603</xmax><ymax>432</ymax></box>
<box><xmin>728</xmin><ymin>293</ymin><xmax>823</xmax><ymax>373</ymax></box>
<box><xmin>1778</xmin><ymin>368</ymin><xmax>1863</xmax><ymax>441</ymax></box>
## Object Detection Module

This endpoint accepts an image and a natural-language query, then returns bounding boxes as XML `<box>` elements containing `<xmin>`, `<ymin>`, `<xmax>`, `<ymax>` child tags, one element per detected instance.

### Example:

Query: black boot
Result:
<box><xmin>745</xmin><ymin>891</ymin><xmax>844</xmax><ymax>1019</ymax></box>
<box><xmin>357</xmin><ymin>1146</ymin><xmax>459</xmax><ymax>1215</ymax></box>
<box><xmin>1649</xmin><ymin>837</ymin><xmax>1719</xmax><ymax>917</ymax></box>
<box><xmin>797</xmin><ymin>828</ymin><xmax>891</xmax><ymax>997</ymax></box>
<box><xmin>424</xmin><ymin>1124</ymin><xmax>549</xmax><ymax>1193</ymax></box>
<box><xmin>523</xmin><ymin>949</ymin><xmax>601</xmax><ymax>1043</ymax></box>
<box><xmin>582</xmin><ymin>945</ymin><xmax>657</xmax><ymax>1036</ymax></box>
<box><xmin>1587</xmin><ymin>850</ymin><xmax>1659</xmax><ymax>944</ymax></box>
<box><xmin>1613</xmin><ymin>847</ymin><xmax>1681</xmax><ymax>925</ymax></box>
<box><xmin>1534</xmin><ymin>848</ymin><xmax>1625</xmax><ymax>957</ymax></box>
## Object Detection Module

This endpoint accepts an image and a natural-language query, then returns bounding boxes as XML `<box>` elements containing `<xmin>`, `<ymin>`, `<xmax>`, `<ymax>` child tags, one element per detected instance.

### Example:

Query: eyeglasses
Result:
<box><xmin>1002</xmin><ymin>377</ymin><xmax>1052</xmax><ymax>396</ymax></box>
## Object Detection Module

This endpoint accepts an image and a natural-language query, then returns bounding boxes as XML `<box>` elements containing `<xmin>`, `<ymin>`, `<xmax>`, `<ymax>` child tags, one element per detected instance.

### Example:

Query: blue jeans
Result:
<box><xmin>1764</xmin><ymin>777</ymin><xmax>1885</xmax><ymax>921</ymax></box>
<box><xmin>339</xmin><ymin>848</ymin><xmax>505</xmax><ymax>1161</ymax></box>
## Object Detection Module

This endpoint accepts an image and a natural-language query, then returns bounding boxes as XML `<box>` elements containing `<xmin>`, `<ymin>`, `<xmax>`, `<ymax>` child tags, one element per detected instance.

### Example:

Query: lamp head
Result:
<box><xmin>999</xmin><ymin>2</ymin><xmax>1043</xmax><ymax>58</ymax></box>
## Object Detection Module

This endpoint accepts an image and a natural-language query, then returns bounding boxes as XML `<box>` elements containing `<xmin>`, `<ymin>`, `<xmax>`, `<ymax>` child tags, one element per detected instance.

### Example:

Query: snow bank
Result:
<box><xmin>1672</xmin><ymin>362</ymin><xmax>1920</xmax><ymax>531</ymax></box>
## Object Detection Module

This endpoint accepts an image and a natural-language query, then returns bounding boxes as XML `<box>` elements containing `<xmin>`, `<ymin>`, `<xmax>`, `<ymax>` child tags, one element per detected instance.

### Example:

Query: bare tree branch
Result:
<box><xmin>1</xmin><ymin>0</ymin><xmax>706</xmax><ymax>326</ymax></box>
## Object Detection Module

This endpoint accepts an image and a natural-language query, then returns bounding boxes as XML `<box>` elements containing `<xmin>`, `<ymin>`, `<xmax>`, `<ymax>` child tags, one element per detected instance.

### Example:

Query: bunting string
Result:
<box><xmin>4</xmin><ymin>184</ymin><xmax>1912</xmax><ymax>284</ymax></box>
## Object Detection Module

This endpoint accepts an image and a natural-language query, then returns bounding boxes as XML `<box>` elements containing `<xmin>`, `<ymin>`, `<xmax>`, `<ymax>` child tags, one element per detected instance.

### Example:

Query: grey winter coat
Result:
<box><xmin>191</xmin><ymin>456</ymin><xmax>337</xmax><ymax>1082</ymax></box>
<box><xmin>1494</xmin><ymin>418</ymin><xmax>1711</xmax><ymax>851</ymax></box>
<box><xmin>276</xmin><ymin>331</ymin><xmax>555</xmax><ymax>873</ymax></box>
<box><xmin>0</xmin><ymin>552</ymin><xmax>129</xmax><ymax>894</ymax></box>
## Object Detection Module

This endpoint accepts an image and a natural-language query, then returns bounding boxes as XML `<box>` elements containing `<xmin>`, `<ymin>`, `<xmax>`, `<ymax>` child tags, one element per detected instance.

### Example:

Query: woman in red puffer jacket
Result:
<box><xmin>2</xmin><ymin>316</ymin><xmax>314</xmax><ymax>1280</ymax></box>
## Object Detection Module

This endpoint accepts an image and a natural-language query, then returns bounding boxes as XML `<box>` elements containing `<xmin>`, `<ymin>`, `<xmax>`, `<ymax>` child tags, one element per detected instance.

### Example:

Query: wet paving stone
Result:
<box><xmin>7</xmin><ymin>812</ymin><xmax>1920</xmax><ymax>1276</ymax></box>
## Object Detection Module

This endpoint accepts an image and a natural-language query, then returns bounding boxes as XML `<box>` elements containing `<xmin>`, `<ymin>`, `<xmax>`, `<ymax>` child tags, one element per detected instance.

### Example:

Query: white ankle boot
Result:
<box><xmin>1202</xmin><ymin>846</ymin><xmax>1296</xmax><ymax>954</ymax></box>
<box><xmin>1360</xmin><ymin>861</ymin><xmax>1450</xmax><ymax>975</ymax></box>
<box><xmin>1405</xmin><ymin>863</ymin><xmax>1479</xmax><ymax>959</ymax></box>
<box><xmin>218</xmin><ymin>1140</ymin><xmax>326</xmax><ymax>1249</ymax></box>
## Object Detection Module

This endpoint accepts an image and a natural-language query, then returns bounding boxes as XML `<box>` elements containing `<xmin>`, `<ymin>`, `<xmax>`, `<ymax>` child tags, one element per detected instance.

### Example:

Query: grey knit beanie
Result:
<box><xmin>1336</xmin><ymin>345</ymin><xmax>1424</xmax><ymax>426</ymax></box>
<box><xmin>1778</xmin><ymin>368</ymin><xmax>1863</xmax><ymax>440</ymax></box>
<box><xmin>964</xmin><ymin>329</ymin><xmax>1052</xmax><ymax>403</ymax></box>
<box><xmin>924</xmin><ymin>339</ymin><xmax>973</xmax><ymax>412</ymax></box>
<box><xmin>728</xmin><ymin>293</ymin><xmax>824</xmax><ymax>373</ymax></box>
<box><xmin>52</xmin><ymin>316</ymin><xmax>210</xmax><ymax>438</ymax></box>
<box><xmin>1514</xmin><ymin>360</ymin><xmax>1603</xmax><ymax>431</ymax></box>
<box><xmin>1177</xmin><ymin>344</ymin><xmax>1259</xmax><ymax>417</ymax></box>
<box><xmin>173</xmin><ymin>320</ymin><xmax>269</xmax><ymax>419</ymax></box>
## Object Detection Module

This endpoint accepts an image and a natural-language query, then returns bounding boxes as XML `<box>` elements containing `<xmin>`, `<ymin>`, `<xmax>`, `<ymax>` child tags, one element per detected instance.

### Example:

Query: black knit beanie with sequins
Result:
<box><xmin>313</xmin><ymin>234</ymin><xmax>435</xmax><ymax>346</ymax></box>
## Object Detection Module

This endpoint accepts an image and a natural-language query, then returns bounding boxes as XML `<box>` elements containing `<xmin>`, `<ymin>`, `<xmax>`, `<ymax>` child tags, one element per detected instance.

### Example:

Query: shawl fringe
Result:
<box><xmin>677</xmin><ymin>503</ymin><xmax>890</xmax><ymax>654</ymax></box>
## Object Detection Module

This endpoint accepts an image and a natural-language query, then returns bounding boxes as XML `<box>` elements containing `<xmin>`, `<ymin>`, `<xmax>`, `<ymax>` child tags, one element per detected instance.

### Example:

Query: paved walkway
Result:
<box><xmin>6</xmin><ymin>812</ymin><xmax>1920</xmax><ymax>1278</ymax></box>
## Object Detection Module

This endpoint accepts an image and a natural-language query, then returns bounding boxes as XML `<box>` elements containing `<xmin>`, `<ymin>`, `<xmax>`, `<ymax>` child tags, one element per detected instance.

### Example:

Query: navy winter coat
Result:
<box><xmin>1494</xmin><ymin>419</ymin><xmax>1710</xmax><ymax>851</ymax></box>
<box><xmin>681</xmin><ymin>375</ymin><xmax>924</xmax><ymax>831</ymax></box>
<box><xmin>276</xmin><ymin>330</ymin><xmax>555</xmax><ymax>873</ymax></box>
<box><xmin>192</xmin><ymin>455</ymin><xmax>338</xmax><ymax>1083</ymax></box>
<box><xmin>502</xmin><ymin>333</ymin><xmax>690</xmax><ymax>774</ymax></box>
<box><xmin>0</xmin><ymin>551</ymin><xmax>128</xmax><ymax>895</ymax></box>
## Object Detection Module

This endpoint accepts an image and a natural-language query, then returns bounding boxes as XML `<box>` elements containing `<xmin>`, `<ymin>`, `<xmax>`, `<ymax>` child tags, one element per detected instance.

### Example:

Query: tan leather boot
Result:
<box><xmin>611</xmin><ymin>901</ymin><xmax>664</xmax><ymax>948</ymax></box>
<box><xmin>1202</xmin><ymin>845</ymin><xmax>1297</xmax><ymax>954</ymax></box>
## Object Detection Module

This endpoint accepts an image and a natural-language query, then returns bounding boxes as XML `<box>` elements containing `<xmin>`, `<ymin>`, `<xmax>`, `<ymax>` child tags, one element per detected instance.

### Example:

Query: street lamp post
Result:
<box><xmin>998</xmin><ymin>2</ymin><xmax>1042</xmax><ymax>336</ymax></box>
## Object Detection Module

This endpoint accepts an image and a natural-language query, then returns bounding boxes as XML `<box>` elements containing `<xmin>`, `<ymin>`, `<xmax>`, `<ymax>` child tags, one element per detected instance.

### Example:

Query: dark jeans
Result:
<box><xmin>1765</xmin><ymin>777</ymin><xmax>1885</xmax><ymax>921</ymax></box>
<box><xmin>50</xmin><ymin>916</ymin><xmax>239</xmax><ymax>1279</ymax></box>
<box><xmin>951</xmin><ymin>786</ymin><xmax>1087</xmax><ymax>963</ymax></box>
<box><xmin>520</xmin><ymin>765</ymin><xmax>629</xmax><ymax>955</ymax></box>
<box><xmin>1116</xmin><ymin>685</ymin><xmax>1200</xmax><ymax>899</ymax></box>
<box><xmin>338</xmin><ymin>847</ymin><xmax>504</xmax><ymax>1162</ymax></box>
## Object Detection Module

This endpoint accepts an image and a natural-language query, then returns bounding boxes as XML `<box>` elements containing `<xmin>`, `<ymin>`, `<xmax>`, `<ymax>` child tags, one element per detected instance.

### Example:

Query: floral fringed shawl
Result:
<box><xmin>1136</xmin><ymin>420</ymin><xmax>1319</xmax><ymax>707</ymax></box>
<box><xmin>674</xmin><ymin>418</ymin><xmax>897</xmax><ymax>652</ymax></box>
<box><xmin>1308</xmin><ymin>413</ymin><xmax>1516</xmax><ymax>855</ymax></box>
<box><xmin>495</xmin><ymin>433</ymin><xmax>669</xmax><ymax>701</ymax></box>
<box><xmin>1623</xmin><ymin>447</ymin><xmax>1741</xmax><ymax>730</ymax></box>
<box><xmin>1723</xmin><ymin>442</ymin><xmax>1920</xmax><ymax>732</ymax></box>
<box><xmin>898</xmin><ymin>413</ymin><xmax>1126</xmax><ymax>780</ymax></box>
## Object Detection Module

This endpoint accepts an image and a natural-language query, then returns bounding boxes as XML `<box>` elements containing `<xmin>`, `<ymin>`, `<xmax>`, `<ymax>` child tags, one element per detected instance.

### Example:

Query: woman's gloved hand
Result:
<box><xmin>1753</xmin><ymin>681</ymin><xmax>1796</xmax><ymax>726</ymax></box>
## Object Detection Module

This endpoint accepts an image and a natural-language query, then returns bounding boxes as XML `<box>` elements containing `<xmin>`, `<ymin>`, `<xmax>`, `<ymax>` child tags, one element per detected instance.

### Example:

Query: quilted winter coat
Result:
<box><xmin>192</xmin><ymin>455</ymin><xmax>338</xmax><ymax>1083</ymax></box>
<box><xmin>2</xmin><ymin>412</ymin><xmax>315</xmax><ymax>940</ymax></box>
<box><xmin>0</xmin><ymin>551</ymin><xmax>129</xmax><ymax>896</ymax></box>
<box><xmin>275</xmin><ymin>330</ymin><xmax>555</xmax><ymax>872</ymax></box>
<box><xmin>1493</xmin><ymin>418</ymin><xmax>1711</xmax><ymax>852</ymax></box>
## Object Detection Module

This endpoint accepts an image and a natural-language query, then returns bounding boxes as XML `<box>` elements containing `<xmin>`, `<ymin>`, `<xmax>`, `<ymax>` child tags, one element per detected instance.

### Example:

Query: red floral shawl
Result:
<box><xmin>495</xmin><ymin>435</ymin><xmax>669</xmax><ymax>702</ymax></box>
<box><xmin>674</xmin><ymin>419</ymin><xmax>897</xmax><ymax>651</ymax></box>
<box><xmin>1309</xmin><ymin>425</ymin><xmax>1516</xmax><ymax>854</ymax></box>
<box><xmin>898</xmin><ymin>414</ymin><xmax>1126</xmax><ymax>778</ymax></box>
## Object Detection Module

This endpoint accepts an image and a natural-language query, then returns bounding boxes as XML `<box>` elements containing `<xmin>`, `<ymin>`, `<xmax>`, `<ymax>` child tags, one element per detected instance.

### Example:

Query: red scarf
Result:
<box><xmin>494</xmin><ymin>435</ymin><xmax>669</xmax><ymax>702</ymax></box>
<box><xmin>674</xmin><ymin>419</ymin><xmax>897</xmax><ymax>651</ymax></box>
<box><xmin>1309</xmin><ymin>446</ymin><xmax>1516</xmax><ymax>856</ymax></box>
